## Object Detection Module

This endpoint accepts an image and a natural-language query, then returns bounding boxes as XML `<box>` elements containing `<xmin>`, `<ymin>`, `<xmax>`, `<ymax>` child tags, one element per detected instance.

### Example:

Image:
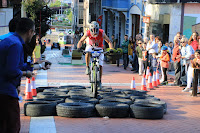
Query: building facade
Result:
<box><xmin>146</xmin><ymin>0</ymin><xmax>200</xmax><ymax>42</ymax></box>
<box><xmin>102</xmin><ymin>0</ymin><xmax>145</xmax><ymax>47</ymax></box>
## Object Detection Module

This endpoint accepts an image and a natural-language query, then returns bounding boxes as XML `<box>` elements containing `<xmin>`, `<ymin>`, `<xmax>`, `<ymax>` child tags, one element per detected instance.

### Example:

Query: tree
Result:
<box><xmin>50</xmin><ymin>0</ymin><xmax>69</xmax><ymax>8</ymax></box>
<box><xmin>22</xmin><ymin>0</ymin><xmax>54</xmax><ymax>38</ymax></box>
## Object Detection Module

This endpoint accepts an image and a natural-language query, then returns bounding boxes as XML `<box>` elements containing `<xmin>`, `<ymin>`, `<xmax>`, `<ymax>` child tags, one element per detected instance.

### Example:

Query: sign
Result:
<box><xmin>97</xmin><ymin>15</ymin><xmax>103</xmax><ymax>27</ymax></box>
<box><xmin>143</xmin><ymin>16</ymin><xmax>150</xmax><ymax>23</ymax></box>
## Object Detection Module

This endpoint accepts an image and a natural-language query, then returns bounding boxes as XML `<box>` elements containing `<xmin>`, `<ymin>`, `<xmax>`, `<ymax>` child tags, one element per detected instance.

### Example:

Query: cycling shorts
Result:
<box><xmin>85</xmin><ymin>44</ymin><xmax>104</xmax><ymax>66</ymax></box>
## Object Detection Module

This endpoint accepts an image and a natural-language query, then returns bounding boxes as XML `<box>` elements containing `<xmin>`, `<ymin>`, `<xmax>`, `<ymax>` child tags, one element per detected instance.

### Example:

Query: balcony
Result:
<box><xmin>102</xmin><ymin>0</ymin><xmax>112</xmax><ymax>7</ymax></box>
<box><xmin>112</xmin><ymin>0</ymin><xmax>129</xmax><ymax>9</ymax></box>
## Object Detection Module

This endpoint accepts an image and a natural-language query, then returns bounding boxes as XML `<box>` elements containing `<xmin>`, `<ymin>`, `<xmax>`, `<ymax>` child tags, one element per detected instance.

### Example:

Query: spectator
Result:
<box><xmin>0</xmin><ymin>18</ymin><xmax>19</xmax><ymax>41</ymax></box>
<box><xmin>121</xmin><ymin>35</ymin><xmax>129</xmax><ymax>69</ymax></box>
<box><xmin>147</xmin><ymin>34</ymin><xmax>158</xmax><ymax>54</ymax></box>
<box><xmin>183</xmin><ymin>50</ymin><xmax>200</xmax><ymax>92</ymax></box>
<box><xmin>188</xmin><ymin>32</ymin><xmax>199</xmax><ymax>51</ymax></box>
<box><xmin>169</xmin><ymin>41</ymin><xmax>174</xmax><ymax>52</ymax></box>
<box><xmin>171</xmin><ymin>36</ymin><xmax>182</xmax><ymax>86</ymax></box>
<box><xmin>156</xmin><ymin>41</ymin><xmax>164</xmax><ymax>82</ymax></box>
<box><xmin>142</xmin><ymin>42</ymin><xmax>148</xmax><ymax>74</ymax></box>
<box><xmin>176</xmin><ymin>32</ymin><xmax>182</xmax><ymax>42</ymax></box>
<box><xmin>160</xmin><ymin>46</ymin><xmax>170</xmax><ymax>85</ymax></box>
<box><xmin>144</xmin><ymin>37</ymin><xmax>149</xmax><ymax>44</ymax></box>
<box><xmin>180</xmin><ymin>36</ymin><xmax>194</xmax><ymax>88</ymax></box>
<box><xmin>33</xmin><ymin>38</ymin><xmax>41</xmax><ymax>63</ymax></box>
<box><xmin>0</xmin><ymin>18</ymin><xmax>35</xmax><ymax>133</ymax></box>
<box><xmin>128</xmin><ymin>36</ymin><xmax>135</xmax><ymax>71</ymax></box>
<box><xmin>111</xmin><ymin>35</ymin><xmax>117</xmax><ymax>49</ymax></box>
<box><xmin>136</xmin><ymin>40</ymin><xmax>143</xmax><ymax>76</ymax></box>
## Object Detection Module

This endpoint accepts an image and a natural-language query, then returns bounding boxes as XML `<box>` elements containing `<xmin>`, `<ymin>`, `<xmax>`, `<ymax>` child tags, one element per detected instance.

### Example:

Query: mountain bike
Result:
<box><xmin>83</xmin><ymin>48</ymin><xmax>109</xmax><ymax>98</ymax></box>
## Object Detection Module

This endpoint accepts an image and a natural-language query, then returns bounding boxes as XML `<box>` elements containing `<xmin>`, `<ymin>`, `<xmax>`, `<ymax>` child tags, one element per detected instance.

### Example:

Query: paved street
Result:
<box><xmin>20</xmin><ymin>46</ymin><xmax>200</xmax><ymax>133</ymax></box>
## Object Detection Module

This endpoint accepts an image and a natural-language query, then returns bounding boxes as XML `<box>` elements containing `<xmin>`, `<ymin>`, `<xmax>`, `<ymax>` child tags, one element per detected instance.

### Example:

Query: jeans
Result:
<box><xmin>162</xmin><ymin>67</ymin><xmax>168</xmax><ymax>82</ymax></box>
<box><xmin>123</xmin><ymin>53</ymin><xmax>129</xmax><ymax>69</ymax></box>
<box><xmin>174</xmin><ymin>61</ymin><xmax>181</xmax><ymax>85</ymax></box>
<box><xmin>138</xmin><ymin>58</ymin><xmax>143</xmax><ymax>75</ymax></box>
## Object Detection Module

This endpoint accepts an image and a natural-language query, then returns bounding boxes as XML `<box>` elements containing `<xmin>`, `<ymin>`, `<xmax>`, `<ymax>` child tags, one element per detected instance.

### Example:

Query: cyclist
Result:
<box><xmin>77</xmin><ymin>21</ymin><xmax>113</xmax><ymax>89</ymax></box>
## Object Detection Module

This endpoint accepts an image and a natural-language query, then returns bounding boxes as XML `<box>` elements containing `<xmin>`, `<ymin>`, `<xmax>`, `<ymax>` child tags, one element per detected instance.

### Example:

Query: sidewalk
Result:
<box><xmin>20</xmin><ymin>47</ymin><xmax>200</xmax><ymax>133</ymax></box>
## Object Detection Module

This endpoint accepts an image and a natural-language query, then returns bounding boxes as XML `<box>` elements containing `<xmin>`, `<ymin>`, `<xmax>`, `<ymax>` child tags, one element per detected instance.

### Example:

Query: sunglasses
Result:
<box><xmin>180</xmin><ymin>42</ymin><xmax>185</xmax><ymax>43</ymax></box>
<box><xmin>138</xmin><ymin>43</ymin><xmax>142</xmax><ymax>44</ymax></box>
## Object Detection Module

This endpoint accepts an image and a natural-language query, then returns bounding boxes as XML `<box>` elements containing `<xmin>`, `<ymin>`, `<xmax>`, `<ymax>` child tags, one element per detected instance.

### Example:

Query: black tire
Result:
<box><xmin>95</xmin><ymin>103</ymin><xmax>129</xmax><ymax>118</ymax></box>
<box><xmin>92</xmin><ymin>66</ymin><xmax>98</xmax><ymax>98</ymax></box>
<box><xmin>24</xmin><ymin>101</ymin><xmax>56</xmax><ymax>117</ymax></box>
<box><xmin>99</xmin><ymin>98</ymin><xmax>133</xmax><ymax>105</ymax></box>
<box><xmin>112</xmin><ymin>89</ymin><xmax>123</xmax><ymax>93</ymax></box>
<box><xmin>135</xmin><ymin>100</ymin><xmax>167</xmax><ymax>114</ymax></box>
<box><xmin>34</xmin><ymin>98</ymin><xmax>65</xmax><ymax>104</ymax></box>
<box><xmin>36</xmin><ymin>87</ymin><xmax>57</xmax><ymax>93</ymax></box>
<box><xmin>65</xmin><ymin>98</ymin><xmax>99</xmax><ymax>104</ymax></box>
<box><xmin>58</xmin><ymin>85</ymin><xmax>86</xmax><ymax>90</ymax></box>
<box><xmin>130</xmin><ymin>103</ymin><xmax>164</xmax><ymax>119</ymax></box>
<box><xmin>56</xmin><ymin>103</ymin><xmax>95</xmax><ymax>118</ymax></box>
<box><xmin>43</xmin><ymin>88</ymin><xmax>69</xmax><ymax>94</ymax></box>
<box><xmin>103</xmin><ymin>94</ymin><xmax>130</xmax><ymax>99</ymax></box>
<box><xmin>130</xmin><ymin>96</ymin><xmax>146</xmax><ymax>101</ymax></box>
<box><xmin>37</xmin><ymin>92</ymin><xmax>56</xmax><ymax>99</ymax></box>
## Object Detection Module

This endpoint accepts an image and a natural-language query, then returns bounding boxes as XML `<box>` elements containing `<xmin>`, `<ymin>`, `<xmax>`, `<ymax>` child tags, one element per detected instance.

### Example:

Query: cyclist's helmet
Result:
<box><xmin>90</xmin><ymin>21</ymin><xmax>99</xmax><ymax>37</ymax></box>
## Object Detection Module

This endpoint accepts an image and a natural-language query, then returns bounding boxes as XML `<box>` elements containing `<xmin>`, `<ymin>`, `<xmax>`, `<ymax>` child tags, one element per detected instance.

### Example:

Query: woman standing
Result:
<box><xmin>188</xmin><ymin>32</ymin><xmax>199</xmax><ymax>51</ymax></box>
<box><xmin>128</xmin><ymin>36</ymin><xmax>136</xmax><ymax>71</ymax></box>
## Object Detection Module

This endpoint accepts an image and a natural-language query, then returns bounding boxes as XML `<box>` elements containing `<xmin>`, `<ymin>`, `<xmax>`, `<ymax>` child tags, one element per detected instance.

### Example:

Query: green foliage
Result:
<box><xmin>116</xmin><ymin>48</ymin><xmax>123</xmax><ymax>54</ymax></box>
<box><xmin>22</xmin><ymin>0</ymin><xmax>54</xmax><ymax>38</ymax></box>
<box><xmin>22</xmin><ymin>0</ymin><xmax>45</xmax><ymax>20</ymax></box>
<box><xmin>50</xmin><ymin>0</ymin><xmax>61</xmax><ymax>7</ymax></box>
<box><xmin>106</xmin><ymin>48</ymin><xmax>123</xmax><ymax>54</ymax></box>
<box><xmin>50</xmin><ymin>0</ymin><xmax>69</xmax><ymax>7</ymax></box>
<box><xmin>68</xmin><ymin>11</ymin><xmax>72</xmax><ymax>22</ymax></box>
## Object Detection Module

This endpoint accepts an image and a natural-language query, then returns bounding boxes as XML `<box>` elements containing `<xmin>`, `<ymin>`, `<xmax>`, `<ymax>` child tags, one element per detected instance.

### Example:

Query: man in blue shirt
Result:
<box><xmin>0</xmin><ymin>18</ymin><xmax>35</xmax><ymax>133</ymax></box>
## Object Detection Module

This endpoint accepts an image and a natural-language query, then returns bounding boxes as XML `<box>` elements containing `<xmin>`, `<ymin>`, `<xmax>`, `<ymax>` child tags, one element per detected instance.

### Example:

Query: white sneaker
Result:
<box><xmin>182</xmin><ymin>88</ymin><xmax>190</xmax><ymax>92</ymax></box>
<box><xmin>85</xmin><ymin>67</ymin><xmax>90</xmax><ymax>75</ymax></box>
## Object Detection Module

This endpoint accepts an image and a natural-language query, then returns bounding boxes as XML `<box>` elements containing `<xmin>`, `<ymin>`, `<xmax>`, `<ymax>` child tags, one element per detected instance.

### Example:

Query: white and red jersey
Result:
<box><xmin>86</xmin><ymin>29</ymin><xmax>104</xmax><ymax>48</ymax></box>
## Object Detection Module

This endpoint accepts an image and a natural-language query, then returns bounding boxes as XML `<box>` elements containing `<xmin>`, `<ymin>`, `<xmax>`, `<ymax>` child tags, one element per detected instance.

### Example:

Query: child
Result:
<box><xmin>160</xmin><ymin>46</ymin><xmax>170</xmax><ymax>85</ymax></box>
<box><xmin>33</xmin><ymin>39</ymin><xmax>41</xmax><ymax>63</ymax></box>
<box><xmin>136</xmin><ymin>40</ymin><xmax>143</xmax><ymax>76</ymax></box>
<box><xmin>142</xmin><ymin>42</ymin><xmax>148</xmax><ymax>74</ymax></box>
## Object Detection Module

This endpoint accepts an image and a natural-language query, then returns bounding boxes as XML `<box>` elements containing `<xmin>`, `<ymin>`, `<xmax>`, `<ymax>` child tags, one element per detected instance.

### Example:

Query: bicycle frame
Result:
<box><xmin>90</xmin><ymin>50</ymin><xmax>101</xmax><ymax>98</ymax></box>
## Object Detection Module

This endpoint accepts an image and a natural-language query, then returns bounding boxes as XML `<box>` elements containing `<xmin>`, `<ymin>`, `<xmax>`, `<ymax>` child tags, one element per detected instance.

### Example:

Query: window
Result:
<box><xmin>79</xmin><ymin>0</ymin><xmax>83</xmax><ymax>2</ymax></box>
<box><xmin>79</xmin><ymin>19</ymin><xmax>83</xmax><ymax>24</ymax></box>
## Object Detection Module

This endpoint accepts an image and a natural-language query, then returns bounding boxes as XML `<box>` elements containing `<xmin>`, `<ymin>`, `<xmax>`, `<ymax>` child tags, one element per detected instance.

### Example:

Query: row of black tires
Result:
<box><xmin>24</xmin><ymin>101</ymin><xmax>165</xmax><ymax>119</ymax></box>
<box><xmin>24</xmin><ymin>85</ymin><xmax>167</xmax><ymax>119</ymax></box>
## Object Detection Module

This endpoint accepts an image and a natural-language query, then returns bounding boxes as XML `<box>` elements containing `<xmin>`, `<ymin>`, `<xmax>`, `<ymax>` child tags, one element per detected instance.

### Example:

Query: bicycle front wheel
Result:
<box><xmin>92</xmin><ymin>66</ymin><xmax>98</xmax><ymax>98</ymax></box>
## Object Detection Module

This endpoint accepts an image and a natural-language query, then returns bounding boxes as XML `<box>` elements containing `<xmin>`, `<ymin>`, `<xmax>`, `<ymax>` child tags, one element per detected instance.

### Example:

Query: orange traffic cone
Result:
<box><xmin>31</xmin><ymin>77</ymin><xmax>37</xmax><ymax>97</ymax></box>
<box><xmin>24</xmin><ymin>78</ymin><xmax>28</xmax><ymax>95</ymax></box>
<box><xmin>147</xmin><ymin>73</ymin><xmax>153</xmax><ymax>90</ymax></box>
<box><xmin>130</xmin><ymin>77</ymin><xmax>136</xmax><ymax>90</ymax></box>
<box><xmin>146</xmin><ymin>66</ymin><xmax>150</xmax><ymax>80</ymax></box>
<box><xmin>156</xmin><ymin>70</ymin><xmax>161</xmax><ymax>86</ymax></box>
<box><xmin>152</xmin><ymin>71</ymin><xmax>158</xmax><ymax>88</ymax></box>
<box><xmin>141</xmin><ymin>74</ymin><xmax>147</xmax><ymax>91</ymax></box>
<box><xmin>25</xmin><ymin>78</ymin><xmax>33</xmax><ymax>101</ymax></box>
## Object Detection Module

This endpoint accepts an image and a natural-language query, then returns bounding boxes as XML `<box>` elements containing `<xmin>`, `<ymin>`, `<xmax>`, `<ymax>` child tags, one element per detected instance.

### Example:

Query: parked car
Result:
<box><xmin>51</xmin><ymin>42</ymin><xmax>61</xmax><ymax>50</ymax></box>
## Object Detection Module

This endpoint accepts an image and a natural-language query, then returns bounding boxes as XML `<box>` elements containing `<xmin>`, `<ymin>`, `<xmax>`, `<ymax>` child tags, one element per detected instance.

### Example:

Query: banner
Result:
<box><xmin>97</xmin><ymin>15</ymin><xmax>103</xmax><ymax>27</ymax></box>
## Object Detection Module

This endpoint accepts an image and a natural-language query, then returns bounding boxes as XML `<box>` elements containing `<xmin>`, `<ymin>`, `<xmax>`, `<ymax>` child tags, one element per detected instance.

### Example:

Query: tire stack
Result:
<box><xmin>24</xmin><ymin>86</ymin><xmax>167</xmax><ymax>119</ymax></box>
